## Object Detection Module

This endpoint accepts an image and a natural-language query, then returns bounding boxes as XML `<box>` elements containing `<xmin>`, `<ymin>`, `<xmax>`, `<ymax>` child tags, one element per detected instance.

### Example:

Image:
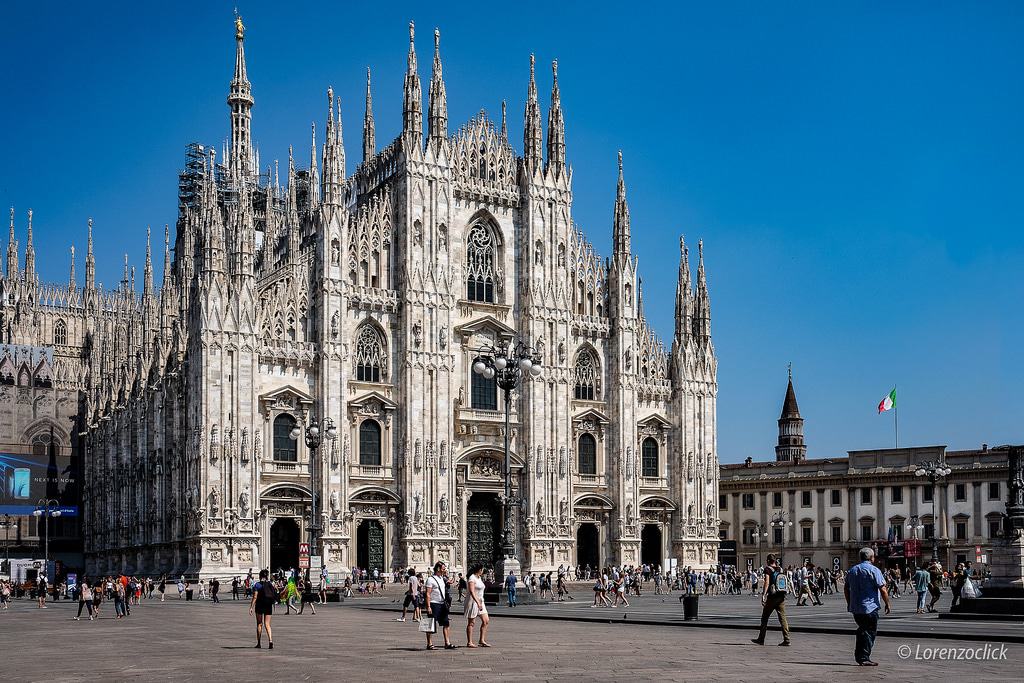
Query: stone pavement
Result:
<box><xmin>0</xmin><ymin>597</ymin><xmax>1020</xmax><ymax>682</ymax></box>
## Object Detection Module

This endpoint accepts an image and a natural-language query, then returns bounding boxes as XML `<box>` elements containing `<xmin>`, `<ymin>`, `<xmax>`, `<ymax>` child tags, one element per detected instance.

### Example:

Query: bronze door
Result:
<box><xmin>466</xmin><ymin>494</ymin><xmax>500</xmax><ymax>569</ymax></box>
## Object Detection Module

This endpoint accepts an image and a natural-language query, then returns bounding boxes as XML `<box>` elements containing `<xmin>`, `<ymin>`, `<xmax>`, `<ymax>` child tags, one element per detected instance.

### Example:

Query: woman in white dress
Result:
<box><xmin>463</xmin><ymin>564</ymin><xmax>490</xmax><ymax>648</ymax></box>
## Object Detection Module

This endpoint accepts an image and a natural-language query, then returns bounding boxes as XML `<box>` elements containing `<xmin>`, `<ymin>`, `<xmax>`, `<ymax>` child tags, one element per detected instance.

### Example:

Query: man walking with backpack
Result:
<box><xmin>751</xmin><ymin>555</ymin><xmax>791</xmax><ymax>646</ymax></box>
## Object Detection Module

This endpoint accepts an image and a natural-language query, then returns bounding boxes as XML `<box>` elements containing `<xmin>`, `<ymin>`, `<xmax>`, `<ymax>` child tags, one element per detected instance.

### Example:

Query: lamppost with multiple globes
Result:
<box><xmin>915</xmin><ymin>460</ymin><xmax>952</xmax><ymax>563</ymax></box>
<box><xmin>771</xmin><ymin>511</ymin><xmax>794</xmax><ymax>567</ymax></box>
<box><xmin>752</xmin><ymin>523</ymin><xmax>769</xmax><ymax>569</ymax></box>
<box><xmin>471</xmin><ymin>338</ymin><xmax>542</xmax><ymax>570</ymax></box>
<box><xmin>289</xmin><ymin>417</ymin><xmax>338</xmax><ymax>564</ymax></box>
<box><xmin>33</xmin><ymin>499</ymin><xmax>62</xmax><ymax>580</ymax></box>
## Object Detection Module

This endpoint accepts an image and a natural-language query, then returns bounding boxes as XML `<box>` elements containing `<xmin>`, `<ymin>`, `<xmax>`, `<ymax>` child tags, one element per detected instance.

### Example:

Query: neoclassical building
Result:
<box><xmin>7</xmin><ymin>18</ymin><xmax>721</xmax><ymax>578</ymax></box>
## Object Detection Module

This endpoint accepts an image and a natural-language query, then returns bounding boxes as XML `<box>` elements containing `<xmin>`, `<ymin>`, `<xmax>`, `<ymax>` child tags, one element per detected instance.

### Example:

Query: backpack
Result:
<box><xmin>260</xmin><ymin>581</ymin><xmax>278</xmax><ymax>603</ymax></box>
<box><xmin>771</xmin><ymin>570</ymin><xmax>788</xmax><ymax>594</ymax></box>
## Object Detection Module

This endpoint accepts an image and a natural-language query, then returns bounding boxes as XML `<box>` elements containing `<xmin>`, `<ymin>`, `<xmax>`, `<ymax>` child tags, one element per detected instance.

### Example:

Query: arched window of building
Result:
<box><xmin>573</xmin><ymin>349</ymin><xmax>598</xmax><ymax>401</ymax></box>
<box><xmin>641</xmin><ymin>437</ymin><xmax>659</xmax><ymax>478</ymax></box>
<box><xmin>359</xmin><ymin>419</ymin><xmax>382</xmax><ymax>466</ymax></box>
<box><xmin>273</xmin><ymin>414</ymin><xmax>298</xmax><ymax>462</ymax></box>
<box><xmin>466</xmin><ymin>224</ymin><xmax>495</xmax><ymax>303</ymax></box>
<box><xmin>578</xmin><ymin>434</ymin><xmax>597</xmax><ymax>475</ymax></box>
<box><xmin>354</xmin><ymin>324</ymin><xmax>387</xmax><ymax>382</ymax></box>
<box><xmin>53</xmin><ymin>320</ymin><xmax>68</xmax><ymax>346</ymax></box>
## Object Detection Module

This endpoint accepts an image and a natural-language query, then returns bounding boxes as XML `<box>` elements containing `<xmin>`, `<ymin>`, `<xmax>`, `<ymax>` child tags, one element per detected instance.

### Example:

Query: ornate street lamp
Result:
<box><xmin>906</xmin><ymin>515</ymin><xmax>924</xmax><ymax>539</ymax></box>
<box><xmin>471</xmin><ymin>338</ymin><xmax>542</xmax><ymax>570</ymax></box>
<box><xmin>753</xmin><ymin>523</ymin><xmax>769</xmax><ymax>569</ymax></box>
<box><xmin>33</xmin><ymin>499</ymin><xmax>62</xmax><ymax>581</ymax></box>
<box><xmin>770</xmin><ymin>511</ymin><xmax>794</xmax><ymax>567</ymax></box>
<box><xmin>289</xmin><ymin>416</ymin><xmax>338</xmax><ymax>564</ymax></box>
<box><xmin>915</xmin><ymin>460</ymin><xmax>952</xmax><ymax>563</ymax></box>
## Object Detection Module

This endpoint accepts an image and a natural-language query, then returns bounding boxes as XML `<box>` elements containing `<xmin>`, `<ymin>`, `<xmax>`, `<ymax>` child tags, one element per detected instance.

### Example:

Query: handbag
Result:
<box><xmin>418</xmin><ymin>616</ymin><xmax>436</xmax><ymax>633</ymax></box>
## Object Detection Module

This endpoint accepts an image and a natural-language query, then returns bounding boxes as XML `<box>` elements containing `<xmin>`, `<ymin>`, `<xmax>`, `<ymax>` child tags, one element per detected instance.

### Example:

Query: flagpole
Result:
<box><xmin>894</xmin><ymin>385</ymin><xmax>899</xmax><ymax>449</ymax></box>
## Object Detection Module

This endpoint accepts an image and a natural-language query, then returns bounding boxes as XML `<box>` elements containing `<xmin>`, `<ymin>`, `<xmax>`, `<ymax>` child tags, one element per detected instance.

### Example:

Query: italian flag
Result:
<box><xmin>878</xmin><ymin>388</ymin><xmax>896</xmax><ymax>413</ymax></box>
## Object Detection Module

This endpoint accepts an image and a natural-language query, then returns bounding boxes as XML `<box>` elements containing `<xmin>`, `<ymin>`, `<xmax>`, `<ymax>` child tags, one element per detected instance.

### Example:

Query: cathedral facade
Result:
<box><xmin>6</xmin><ymin>18</ymin><xmax>721</xmax><ymax>578</ymax></box>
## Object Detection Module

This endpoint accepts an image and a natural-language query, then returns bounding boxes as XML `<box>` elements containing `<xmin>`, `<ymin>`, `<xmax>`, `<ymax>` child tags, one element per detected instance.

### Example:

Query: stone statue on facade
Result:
<box><xmin>439</xmin><ymin>493</ymin><xmax>449</xmax><ymax>522</ymax></box>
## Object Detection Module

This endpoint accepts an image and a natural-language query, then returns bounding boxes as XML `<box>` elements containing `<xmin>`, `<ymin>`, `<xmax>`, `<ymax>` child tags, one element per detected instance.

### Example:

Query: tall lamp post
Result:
<box><xmin>33</xmin><ymin>499</ymin><xmax>62</xmax><ymax>581</ymax></box>
<box><xmin>471</xmin><ymin>338</ymin><xmax>542</xmax><ymax>572</ymax></box>
<box><xmin>289</xmin><ymin>416</ymin><xmax>338</xmax><ymax>572</ymax></box>
<box><xmin>1</xmin><ymin>514</ymin><xmax>11</xmax><ymax>577</ymax></box>
<box><xmin>915</xmin><ymin>460</ymin><xmax>952</xmax><ymax>563</ymax></box>
<box><xmin>753</xmin><ymin>523</ymin><xmax>769</xmax><ymax>569</ymax></box>
<box><xmin>770</xmin><ymin>511</ymin><xmax>794</xmax><ymax>567</ymax></box>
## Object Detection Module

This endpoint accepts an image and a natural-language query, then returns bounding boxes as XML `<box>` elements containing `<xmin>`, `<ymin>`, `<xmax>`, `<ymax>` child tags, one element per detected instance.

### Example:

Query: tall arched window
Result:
<box><xmin>574</xmin><ymin>349</ymin><xmax>598</xmax><ymax>401</ymax></box>
<box><xmin>578</xmin><ymin>434</ymin><xmax>597</xmax><ymax>475</ymax></box>
<box><xmin>359</xmin><ymin>420</ymin><xmax>382</xmax><ymax>466</ymax></box>
<box><xmin>466</xmin><ymin>224</ymin><xmax>495</xmax><ymax>303</ymax></box>
<box><xmin>354</xmin><ymin>324</ymin><xmax>387</xmax><ymax>382</ymax></box>
<box><xmin>273</xmin><ymin>414</ymin><xmax>298</xmax><ymax>462</ymax></box>
<box><xmin>53</xmin><ymin>320</ymin><xmax>68</xmax><ymax>346</ymax></box>
<box><xmin>641</xmin><ymin>437</ymin><xmax>659</xmax><ymax>478</ymax></box>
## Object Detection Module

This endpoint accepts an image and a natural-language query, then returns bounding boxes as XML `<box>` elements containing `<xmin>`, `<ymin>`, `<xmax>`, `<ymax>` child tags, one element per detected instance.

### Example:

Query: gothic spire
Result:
<box><xmin>363</xmin><ymin>67</ymin><xmax>376</xmax><ymax>163</ymax></box>
<box><xmin>24</xmin><ymin>209</ymin><xmax>35</xmax><ymax>283</ymax></box>
<box><xmin>68</xmin><ymin>245</ymin><xmax>76</xmax><ymax>290</ymax></box>
<box><xmin>85</xmin><ymin>217</ymin><xmax>95</xmax><ymax>291</ymax></box>
<box><xmin>286</xmin><ymin>146</ymin><xmax>300</xmax><ymax>258</ymax></box>
<box><xmin>546</xmin><ymin>59</ymin><xmax>565</xmax><ymax>176</ymax></box>
<box><xmin>674</xmin><ymin>235</ymin><xmax>692</xmax><ymax>346</ymax></box>
<box><xmin>228</xmin><ymin>13</ymin><xmax>255</xmax><ymax>181</ymax></box>
<box><xmin>162</xmin><ymin>224</ymin><xmax>172</xmax><ymax>287</ymax></box>
<box><xmin>693</xmin><ymin>239</ymin><xmax>711</xmax><ymax>340</ymax></box>
<box><xmin>501</xmin><ymin>100</ymin><xmax>507</xmax><ymax>140</ymax></box>
<box><xmin>402</xmin><ymin>21</ymin><xmax>423</xmax><ymax>143</ymax></box>
<box><xmin>612</xmin><ymin>151</ymin><xmax>631</xmax><ymax>258</ymax></box>
<box><xmin>309</xmin><ymin>122</ymin><xmax>321</xmax><ymax>207</ymax></box>
<box><xmin>524</xmin><ymin>54</ymin><xmax>543</xmax><ymax>171</ymax></box>
<box><xmin>7</xmin><ymin>208</ymin><xmax>18</xmax><ymax>280</ymax></box>
<box><xmin>322</xmin><ymin>87</ymin><xmax>346</xmax><ymax>206</ymax></box>
<box><xmin>143</xmin><ymin>225</ymin><xmax>154</xmax><ymax>297</ymax></box>
<box><xmin>427</xmin><ymin>27</ymin><xmax>447</xmax><ymax>150</ymax></box>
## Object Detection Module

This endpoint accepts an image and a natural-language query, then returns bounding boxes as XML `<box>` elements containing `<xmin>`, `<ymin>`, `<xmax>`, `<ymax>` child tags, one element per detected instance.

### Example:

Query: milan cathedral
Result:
<box><xmin>2</xmin><ymin>17</ymin><xmax>721</xmax><ymax>578</ymax></box>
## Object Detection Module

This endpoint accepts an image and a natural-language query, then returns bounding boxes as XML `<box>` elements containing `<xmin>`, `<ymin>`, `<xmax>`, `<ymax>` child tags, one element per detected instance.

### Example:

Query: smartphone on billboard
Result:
<box><xmin>14</xmin><ymin>468</ymin><xmax>30</xmax><ymax>498</ymax></box>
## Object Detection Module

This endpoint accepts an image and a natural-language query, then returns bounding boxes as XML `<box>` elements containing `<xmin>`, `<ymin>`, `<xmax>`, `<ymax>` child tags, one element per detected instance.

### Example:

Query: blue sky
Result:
<box><xmin>1</xmin><ymin>2</ymin><xmax>1021</xmax><ymax>462</ymax></box>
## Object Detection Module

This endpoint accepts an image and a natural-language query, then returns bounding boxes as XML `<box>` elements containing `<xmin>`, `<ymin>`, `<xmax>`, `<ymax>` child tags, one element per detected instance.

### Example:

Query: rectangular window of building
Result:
<box><xmin>719</xmin><ymin>494</ymin><xmax>727</xmax><ymax>511</ymax></box>
<box><xmin>830</xmin><ymin>489</ymin><xmax>841</xmax><ymax>506</ymax></box>
<box><xmin>742</xmin><ymin>493</ymin><xmax>755</xmax><ymax>510</ymax></box>
<box><xmin>891</xmin><ymin>524</ymin><xmax>903</xmax><ymax>541</ymax></box>
<box><xmin>801</xmin><ymin>491</ymin><xmax>812</xmax><ymax>507</ymax></box>
<box><xmin>954</xmin><ymin>484</ymin><xmax>966</xmax><ymax>502</ymax></box>
<box><xmin>831</xmin><ymin>526</ymin><xmax>842</xmax><ymax>543</ymax></box>
<box><xmin>891</xmin><ymin>486</ymin><xmax>903</xmax><ymax>504</ymax></box>
<box><xmin>989</xmin><ymin>520</ymin><xmax>1001</xmax><ymax>538</ymax></box>
<box><xmin>773</xmin><ymin>528</ymin><xmax>783</xmax><ymax>544</ymax></box>
<box><xmin>989</xmin><ymin>482</ymin><xmax>1001</xmax><ymax>500</ymax></box>
<box><xmin>742</xmin><ymin>527</ymin><xmax>755</xmax><ymax>545</ymax></box>
<box><xmin>471</xmin><ymin>371</ymin><xmax>497</xmax><ymax>410</ymax></box>
<box><xmin>802</xmin><ymin>527</ymin><xmax>812</xmax><ymax>543</ymax></box>
<box><xmin>860</xmin><ymin>488</ymin><xmax>872</xmax><ymax>505</ymax></box>
<box><xmin>719</xmin><ymin>529</ymin><xmax>728</xmax><ymax>540</ymax></box>
<box><xmin>772</xmin><ymin>492</ymin><xmax>783</xmax><ymax>508</ymax></box>
<box><xmin>955</xmin><ymin>521</ymin><xmax>967</xmax><ymax>540</ymax></box>
<box><xmin>924</xmin><ymin>522</ymin><xmax>935</xmax><ymax>540</ymax></box>
<box><xmin>861</xmin><ymin>525</ymin><xmax>872</xmax><ymax>542</ymax></box>
<box><xmin>922</xmin><ymin>486</ymin><xmax>933</xmax><ymax>503</ymax></box>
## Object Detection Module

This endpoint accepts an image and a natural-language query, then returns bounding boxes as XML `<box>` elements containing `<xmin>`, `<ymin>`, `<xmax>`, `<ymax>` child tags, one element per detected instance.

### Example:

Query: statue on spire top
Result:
<box><xmin>235</xmin><ymin>14</ymin><xmax>245</xmax><ymax>41</ymax></box>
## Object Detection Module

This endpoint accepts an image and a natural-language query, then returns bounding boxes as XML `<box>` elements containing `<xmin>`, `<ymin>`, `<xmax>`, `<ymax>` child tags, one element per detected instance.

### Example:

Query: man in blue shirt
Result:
<box><xmin>505</xmin><ymin>570</ymin><xmax>518</xmax><ymax>607</ymax></box>
<box><xmin>844</xmin><ymin>547</ymin><xmax>892</xmax><ymax>666</ymax></box>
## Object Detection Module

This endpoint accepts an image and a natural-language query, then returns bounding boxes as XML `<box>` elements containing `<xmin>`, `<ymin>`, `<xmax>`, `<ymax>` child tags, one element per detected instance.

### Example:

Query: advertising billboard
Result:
<box><xmin>0</xmin><ymin>436</ymin><xmax>78</xmax><ymax>516</ymax></box>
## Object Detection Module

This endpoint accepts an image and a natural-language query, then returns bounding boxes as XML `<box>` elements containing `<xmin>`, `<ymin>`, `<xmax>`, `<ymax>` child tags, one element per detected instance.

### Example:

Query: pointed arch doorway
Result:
<box><xmin>357</xmin><ymin>519</ymin><xmax>385</xmax><ymax>574</ymax></box>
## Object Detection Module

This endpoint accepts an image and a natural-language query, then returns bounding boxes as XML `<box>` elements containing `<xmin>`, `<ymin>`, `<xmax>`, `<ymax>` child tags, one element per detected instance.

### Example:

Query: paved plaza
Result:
<box><xmin>0</xmin><ymin>590</ymin><xmax>1020</xmax><ymax>681</ymax></box>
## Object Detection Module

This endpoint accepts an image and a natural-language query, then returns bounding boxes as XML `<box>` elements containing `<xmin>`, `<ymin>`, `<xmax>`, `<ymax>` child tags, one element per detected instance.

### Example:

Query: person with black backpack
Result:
<box><xmin>249</xmin><ymin>569</ymin><xmax>286</xmax><ymax>649</ymax></box>
<box><xmin>751</xmin><ymin>554</ymin><xmax>792</xmax><ymax>646</ymax></box>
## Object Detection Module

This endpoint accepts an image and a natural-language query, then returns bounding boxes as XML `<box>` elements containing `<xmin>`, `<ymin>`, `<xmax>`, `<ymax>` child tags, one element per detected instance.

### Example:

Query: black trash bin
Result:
<box><xmin>682</xmin><ymin>594</ymin><xmax>699</xmax><ymax>621</ymax></box>
<box><xmin>185</xmin><ymin>589</ymin><xmax>194</xmax><ymax>601</ymax></box>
